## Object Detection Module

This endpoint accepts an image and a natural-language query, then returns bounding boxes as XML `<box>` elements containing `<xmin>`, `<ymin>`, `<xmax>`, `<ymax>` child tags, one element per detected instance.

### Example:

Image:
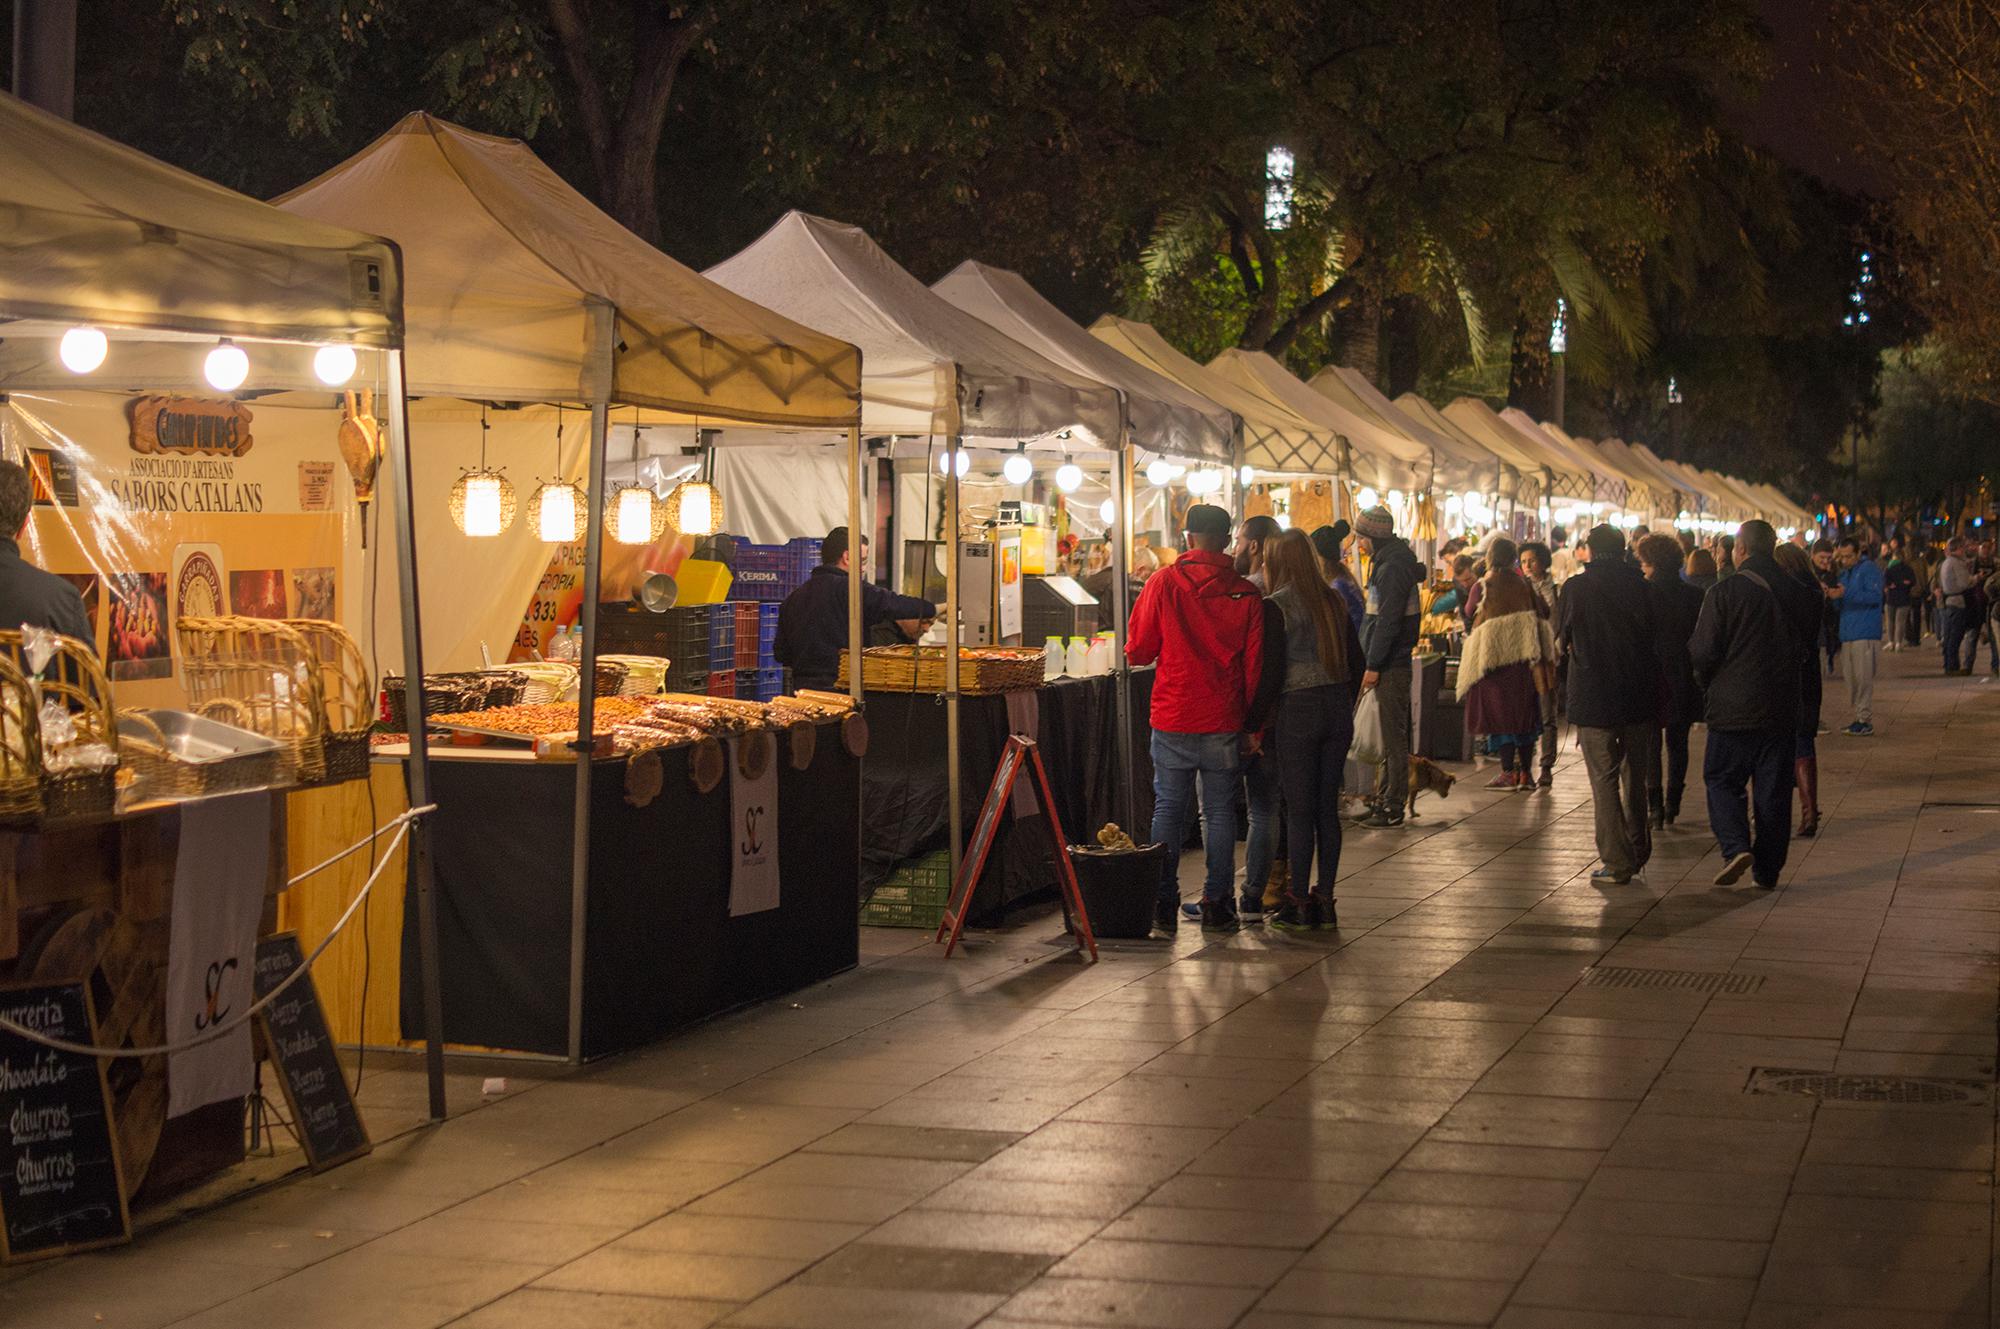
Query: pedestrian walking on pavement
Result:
<box><xmin>1775</xmin><ymin>544</ymin><xmax>1828</xmax><ymax>837</ymax></box>
<box><xmin>1832</xmin><ymin>538</ymin><xmax>1884</xmax><ymax>735</ymax></box>
<box><xmin>1556</xmin><ymin>524</ymin><xmax>1662</xmax><ymax>884</ymax></box>
<box><xmin>1456</xmin><ymin>538</ymin><xmax>1554</xmax><ymax>791</ymax></box>
<box><xmin>1127</xmin><ymin>503</ymin><xmax>1266</xmax><ymax>935</ymax></box>
<box><xmin>1884</xmin><ymin>545</ymin><xmax>1916</xmax><ymax>651</ymax></box>
<box><xmin>1690</xmin><ymin>521</ymin><xmax>1823</xmax><ymax>888</ymax></box>
<box><xmin>1232</xmin><ymin>514</ymin><xmax>1284</xmax><ymax>916</ymax></box>
<box><xmin>1520</xmin><ymin>541</ymin><xmax>1561</xmax><ymax>786</ymax></box>
<box><xmin>1262</xmin><ymin>529</ymin><xmax>1365</xmax><ymax>932</ymax></box>
<box><xmin>1353</xmin><ymin>506</ymin><xmax>1424</xmax><ymax>829</ymax></box>
<box><xmin>1937</xmin><ymin>537</ymin><xmax>1976</xmax><ymax>674</ymax></box>
<box><xmin>1638</xmin><ymin>534</ymin><xmax>1704</xmax><ymax>827</ymax></box>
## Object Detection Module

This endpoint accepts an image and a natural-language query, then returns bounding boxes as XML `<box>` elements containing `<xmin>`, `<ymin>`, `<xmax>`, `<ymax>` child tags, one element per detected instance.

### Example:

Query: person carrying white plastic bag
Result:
<box><xmin>1350</xmin><ymin>686</ymin><xmax>1387</xmax><ymax>767</ymax></box>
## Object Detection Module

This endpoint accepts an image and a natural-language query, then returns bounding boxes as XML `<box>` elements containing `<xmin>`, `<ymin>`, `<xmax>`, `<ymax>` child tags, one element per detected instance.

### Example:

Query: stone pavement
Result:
<box><xmin>5</xmin><ymin>651</ymin><xmax>1996</xmax><ymax>1329</ymax></box>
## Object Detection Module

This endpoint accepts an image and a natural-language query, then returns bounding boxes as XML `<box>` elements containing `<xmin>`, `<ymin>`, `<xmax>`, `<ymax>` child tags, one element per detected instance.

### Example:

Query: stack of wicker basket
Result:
<box><xmin>174</xmin><ymin>615</ymin><xmax>372</xmax><ymax>788</ymax></box>
<box><xmin>0</xmin><ymin>629</ymin><xmax>119</xmax><ymax>821</ymax></box>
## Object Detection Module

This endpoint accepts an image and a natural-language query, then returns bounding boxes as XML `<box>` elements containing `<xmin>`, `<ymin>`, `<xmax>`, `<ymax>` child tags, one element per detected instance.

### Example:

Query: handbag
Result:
<box><xmin>1350</xmin><ymin>686</ymin><xmax>1387</xmax><ymax>767</ymax></box>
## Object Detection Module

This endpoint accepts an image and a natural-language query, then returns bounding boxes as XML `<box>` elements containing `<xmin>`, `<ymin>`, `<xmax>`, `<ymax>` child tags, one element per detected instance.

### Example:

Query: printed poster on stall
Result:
<box><xmin>728</xmin><ymin>739</ymin><xmax>780</xmax><ymax>916</ymax></box>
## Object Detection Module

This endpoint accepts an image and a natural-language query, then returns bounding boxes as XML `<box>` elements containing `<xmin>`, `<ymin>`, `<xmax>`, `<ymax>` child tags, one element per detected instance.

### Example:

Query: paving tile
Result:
<box><xmin>997</xmin><ymin>1274</ymin><xmax>1261</xmax><ymax>1327</ymax></box>
<box><xmin>618</xmin><ymin>1213</ymin><xmax>870</xmax><ymax>1261</ymax></box>
<box><xmin>1512</xmin><ymin>1261</ymin><xmax>1757</xmax><ymax>1320</ymax></box>
<box><xmin>1046</xmin><ymin>1237</ymin><xmax>1297</xmax><ymax>1288</ymax></box>
<box><xmin>803</xmin><ymin>1124</ymin><xmax>1021</xmax><ymax>1162</ymax></box>
<box><xmin>1258</xmin><ymin>1268</ymin><xmax>1514</xmax><ymax>1324</ymax></box>
<box><xmin>722</xmin><ymin>1284</ymin><xmax>1006</xmax><ymax>1329</ymax></box>
<box><xmin>536</xmin><ymin>1248</ymin><xmax>805</xmax><ymax>1301</ymax></box>
<box><xmin>803</xmin><ymin>1242</ymin><xmax>1050</xmax><ymax>1294</ymax></box>
<box><xmin>450</xmin><ymin>1289</ymin><xmax>738</xmax><ymax>1329</ymax></box>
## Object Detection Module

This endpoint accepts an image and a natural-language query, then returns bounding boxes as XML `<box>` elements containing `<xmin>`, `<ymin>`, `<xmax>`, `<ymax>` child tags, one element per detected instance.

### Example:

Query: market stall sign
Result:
<box><xmin>935</xmin><ymin>735</ymin><xmax>1096</xmax><ymax>962</ymax></box>
<box><xmin>129</xmin><ymin>396</ymin><xmax>255</xmax><ymax>458</ymax></box>
<box><xmin>252</xmin><ymin>933</ymin><xmax>370</xmax><ymax>1172</ymax></box>
<box><xmin>0</xmin><ymin>981</ymin><xmax>131</xmax><ymax>1263</ymax></box>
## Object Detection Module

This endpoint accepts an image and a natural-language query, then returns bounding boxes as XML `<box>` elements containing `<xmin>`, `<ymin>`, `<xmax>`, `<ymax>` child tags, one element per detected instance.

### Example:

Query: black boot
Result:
<box><xmin>1665</xmin><ymin>782</ymin><xmax>1683</xmax><ymax>826</ymax></box>
<box><xmin>1153</xmin><ymin>900</ymin><xmax>1179</xmax><ymax>937</ymax></box>
<box><xmin>1199</xmin><ymin>897</ymin><xmax>1240</xmax><ymax>932</ymax></box>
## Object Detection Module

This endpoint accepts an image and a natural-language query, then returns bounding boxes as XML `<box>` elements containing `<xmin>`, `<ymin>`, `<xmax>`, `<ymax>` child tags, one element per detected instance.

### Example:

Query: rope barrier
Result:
<box><xmin>0</xmin><ymin>802</ymin><xmax>436</xmax><ymax>1059</ymax></box>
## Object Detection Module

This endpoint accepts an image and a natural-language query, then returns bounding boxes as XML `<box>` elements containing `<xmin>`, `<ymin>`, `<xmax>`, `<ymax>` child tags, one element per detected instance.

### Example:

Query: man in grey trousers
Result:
<box><xmin>1555</xmin><ymin>525</ymin><xmax>1663</xmax><ymax>883</ymax></box>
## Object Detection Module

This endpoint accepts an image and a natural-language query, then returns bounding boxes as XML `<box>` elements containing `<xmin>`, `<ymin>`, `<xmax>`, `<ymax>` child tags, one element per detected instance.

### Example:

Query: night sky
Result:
<box><xmin>1738</xmin><ymin>0</ymin><xmax>1878</xmax><ymax>193</ymax></box>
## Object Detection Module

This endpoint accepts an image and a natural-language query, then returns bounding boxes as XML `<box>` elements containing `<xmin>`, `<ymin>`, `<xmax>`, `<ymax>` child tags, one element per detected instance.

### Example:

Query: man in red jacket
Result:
<box><xmin>1127</xmin><ymin>503</ymin><xmax>1266</xmax><ymax>934</ymax></box>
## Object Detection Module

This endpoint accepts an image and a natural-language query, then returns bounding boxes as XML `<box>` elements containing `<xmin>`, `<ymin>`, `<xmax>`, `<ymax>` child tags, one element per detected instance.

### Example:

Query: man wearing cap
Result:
<box><xmin>1127</xmin><ymin>504</ymin><xmax>1267</xmax><ymax>933</ymax></box>
<box><xmin>1353</xmin><ymin>505</ymin><xmax>1423</xmax><ymax>828</ymax></box>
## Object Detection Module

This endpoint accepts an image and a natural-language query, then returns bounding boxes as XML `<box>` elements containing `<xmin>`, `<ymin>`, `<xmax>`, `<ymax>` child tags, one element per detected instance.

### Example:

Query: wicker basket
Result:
<box><xmin>174</xmin><ymin>616</ymin><xmax>329</xmax><ymax>783</ymax></box>
<box><xmin>0</xmin><ymin>629</ymin><xmax>119</xmax><ymax>821</ymax></box>
<box><xmin>116</xmin><ymin>709</ymin><xmax>283</xmax><ymax>803</ymax></box>
<box><xmin>284</xmin><ymin>619</ymin><xmax>372</xmax><ymax>786</ymax></box>
<box><xmin>0</xmin><ymin>657</ymin><xmax>43</xmax><ymax>824</ymax></box>
<box><xmin>837</xmin><ymin>645</ymin><xmax>1047</xmax><ymax>695</ymax></box>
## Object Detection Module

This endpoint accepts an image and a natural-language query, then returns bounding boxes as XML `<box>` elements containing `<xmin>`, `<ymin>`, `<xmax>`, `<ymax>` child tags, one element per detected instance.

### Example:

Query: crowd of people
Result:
<box><xmin>1128</xmin><ymin>502</ymin><xmax>1992</xmax><ymax>931</ymax></box>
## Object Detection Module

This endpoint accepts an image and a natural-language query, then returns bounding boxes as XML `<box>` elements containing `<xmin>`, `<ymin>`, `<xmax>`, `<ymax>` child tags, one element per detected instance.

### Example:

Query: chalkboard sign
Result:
<box><xmin>0</xmin><ymin>981</ymin><xmax>130</xmax><ymax>1263</ymax></box>
<box><xmin>934</xmin><ymin>736</ymin><xmax>1095</xmax><ymax>961</ymax></box>
<box><xmin>253</xmin><ymin>934</ymin><xmax>370</xmax><ymax>1172</ymax></box>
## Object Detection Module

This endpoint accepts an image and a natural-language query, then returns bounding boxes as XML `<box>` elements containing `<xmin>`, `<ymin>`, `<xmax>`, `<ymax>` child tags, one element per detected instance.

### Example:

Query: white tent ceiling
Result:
<box><xmin>276</xmin><ymin>114</ymin><xmax>859</xmax><ymax>427</ymax></box>
<box><xmin>1311</xmin><ymin>367</ymin><xmax>1503</xmax><ymax>496</ymax></box>
<box><xmin>1393</xmin><ymin>394</ymin><xmax>1541</xmax><ymax>508</ymax></box>
<box><xmin>706</xmin><ymin>212</ymin><xmax>1118</xmax><ymax>444</ymax></box>
<box><xmin>1445</xmin><ymin>399</ymin><xmax>1592</xmax><ymax>500</ymax></box>
<box><xmin>931</xmin><ymin>262</ymin><xmax>1233</xmax><ymax>464</ymax></box>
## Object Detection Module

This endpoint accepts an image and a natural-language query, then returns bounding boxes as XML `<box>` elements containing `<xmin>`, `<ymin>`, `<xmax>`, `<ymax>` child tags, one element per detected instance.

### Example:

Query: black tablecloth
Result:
<box><xmin>401</xmin><ymin>727</ymin><xmax>859</xmax><ymax>1058</ymax></box>
<box><xmin>860</xmin><ymin>669</ymin><xmax>1155</xmax><ymax>920</ymax></box>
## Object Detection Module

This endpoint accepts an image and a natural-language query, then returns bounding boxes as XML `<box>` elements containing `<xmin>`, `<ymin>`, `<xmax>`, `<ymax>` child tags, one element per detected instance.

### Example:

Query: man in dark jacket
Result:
<box><xmin>1638</xmin><ymin>533</ymin><xmax>1704</xmax><ymax>827</ymax></box>
<box><xmin>1128</xmin><ymin>504</ymin><xmax>1266</xmax><ymax>933</ymax></box>
<box><xmin>1353</xmin><ymin>505</ymin><xmax>1422</xmax><ymax>828</ymax></box>
<box><xmin>0</xmin><ymin>461</ymin><xmax>90</xmax><ymax>646</ymax></box>
<box><xmin>1689</xmin><ymin>520</ymin><xmax>1821</xmax><ymax>888</ymax></box>
<box><xmin>1556</xmin><ymin>525</ymin><xmax>1661</xmax><ymax>883</ymax></box>
<box><xmin>773</xmin><ymin>527</ymin><xmax>935</xmax><ymax>692</ymax></box>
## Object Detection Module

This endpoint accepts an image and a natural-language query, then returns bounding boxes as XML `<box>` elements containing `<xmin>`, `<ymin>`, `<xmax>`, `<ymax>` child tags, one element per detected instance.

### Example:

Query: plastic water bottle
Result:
<box><xmin>1065</xmin><ymin>636</ymin><xmax>1088</xmax><ymax>677</ymax></box>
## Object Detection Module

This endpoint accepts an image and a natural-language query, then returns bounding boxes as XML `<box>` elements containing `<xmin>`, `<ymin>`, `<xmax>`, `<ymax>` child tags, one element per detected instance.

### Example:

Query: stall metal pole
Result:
<box><xmin>568</xmin><ymin>301</ymin><xmax>616</xmax><ymax>1064</ymax></box>
<box><xmin>944</xmin><ymin>431</ymin><xmax>963</xmax><ymax>894</ymax></box>
<box><xmin>382</xmin><ymin>346</ymin><xmax>446</xmax><ymax>1121</ymax></box>
<box><xmin>1111</xmin><ymin>436</ymin><xmax>1136</xmax><ymax>833</ymax></box>
<box><xmin>847</xmin><ymin>422</ymin><xmax>864</xmax><ymax>705</ymax></box>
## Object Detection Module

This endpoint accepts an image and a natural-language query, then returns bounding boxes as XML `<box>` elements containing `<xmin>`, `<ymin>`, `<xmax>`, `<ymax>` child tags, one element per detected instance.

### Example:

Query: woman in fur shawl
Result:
<box><xmin>1457</xmin><ymin>537</ymin><xmax>1556</xmax><ymax>790</ymax></box>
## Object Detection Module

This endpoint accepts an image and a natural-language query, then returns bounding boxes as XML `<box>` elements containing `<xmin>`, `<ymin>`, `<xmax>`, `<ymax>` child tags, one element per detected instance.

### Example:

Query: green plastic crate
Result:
<box><xmin>861</xmin><ymin>850</ymin><xmax>953</xmax><ymax>928</ymax></box>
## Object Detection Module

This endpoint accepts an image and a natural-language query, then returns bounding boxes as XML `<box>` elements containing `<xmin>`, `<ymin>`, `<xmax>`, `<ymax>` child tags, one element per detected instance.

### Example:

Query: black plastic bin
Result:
<box><xmin>1068</xmin><ymin>844</ymin><xmax>1168</xmax><ymax>939</ymax></box>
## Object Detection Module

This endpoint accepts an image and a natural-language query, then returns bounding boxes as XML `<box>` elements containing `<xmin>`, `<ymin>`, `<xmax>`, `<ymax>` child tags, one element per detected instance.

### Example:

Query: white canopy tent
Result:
<box><xmin>0</xmin><ymin>90</ymin><xmax>467</xmax><ymax>1114</ymax></box>
<box><xmin>708</xmin><ymin>212</ymin><xmax>1125</xmax><ymax>890</ymax></box>
<box><xmin>1394</xmin><ymin>393</ymin><xmax>1545</xmax><ymax>519</ymax></box>
<box><xmin>1209</xmin><ymin>350</ymin><xmax>1431</xmax><ymax>493</ymax></box>
<box><xmin>1498</xmin><ymin>408</ymin><xmax>1631</xmax><ymax>514</ymax></box>
<box><xmin>1445</xmin><ymin>398</ymin><xmax>1592</xmax><ymax>504</ymax></box>
<box><xmin>1536</xmin><ymin>422</ymin><xmax>1669</xmax><ymax>524</ymax></box>
<box><xmin>279</xmin><ymin>114</ymin><xmax>866</xmax><ymax>1063</ymax></box>
<box><xmin>1311</xmin><ymin>367</ymin><xmax>1506</xmax><ymax>499</ymax></box>
<box><xmin>1090</xmin><ymin>316</ymin><xmax>1334</xmax><ymax>475</ymax></box>
<box><xmin>932</xmin><ymin>262</ymin><xmax>1234</xmax><ymax>464</ymax></box>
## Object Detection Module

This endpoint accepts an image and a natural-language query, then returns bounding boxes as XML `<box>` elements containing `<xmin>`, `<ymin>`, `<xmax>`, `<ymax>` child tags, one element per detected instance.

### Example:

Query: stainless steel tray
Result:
<box><xmin>116</xmin><ymin>709</ymin><xmax>285</xmax><ymax>764</ymax></box>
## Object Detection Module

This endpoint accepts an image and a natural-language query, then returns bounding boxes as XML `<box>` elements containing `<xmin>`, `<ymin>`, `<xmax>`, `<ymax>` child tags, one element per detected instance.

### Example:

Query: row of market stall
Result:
<box><xmin>0</xmin><ymin>90</ymin><xmax>1821</xmax><ymax>1247</ymax></box>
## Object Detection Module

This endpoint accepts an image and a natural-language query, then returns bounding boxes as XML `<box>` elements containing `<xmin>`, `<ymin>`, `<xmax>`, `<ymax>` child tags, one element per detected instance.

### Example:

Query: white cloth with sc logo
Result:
<box><xmin>728</xmin><ymin>738</ymin><xmax>781</xmax><ymax>916</ymax></box>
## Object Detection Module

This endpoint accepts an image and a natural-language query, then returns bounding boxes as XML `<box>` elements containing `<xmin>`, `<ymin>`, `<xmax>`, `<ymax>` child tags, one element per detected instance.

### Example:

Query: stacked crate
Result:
<box><xmin>859</xmin><ymin>849</ymin><xmax>953</xmax><ymax>928</ymax></box>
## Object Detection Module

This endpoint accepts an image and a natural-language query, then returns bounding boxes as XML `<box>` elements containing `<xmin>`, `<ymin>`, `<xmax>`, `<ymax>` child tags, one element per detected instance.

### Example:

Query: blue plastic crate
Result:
<box><xmin>736</xmin><ymin>667</ymin><xmax>786</xmax><ymax>703</ymax></box>
<box><xmin>730</xmin><ymin>544</ymin><xmax>791</xmax><ymax>601</ymax></box>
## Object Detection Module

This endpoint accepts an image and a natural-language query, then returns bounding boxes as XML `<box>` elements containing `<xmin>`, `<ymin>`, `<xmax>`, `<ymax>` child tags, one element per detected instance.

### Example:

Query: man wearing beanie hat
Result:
<box><xmin>1128</xmin><ymin>503</ymin><xmax>1267</xmax><ymax>933</ymax></box>
<box><xmin>1353</xmin><ymin>505</ymin><xmax>1423</xmax><ymax>827</ymax></box>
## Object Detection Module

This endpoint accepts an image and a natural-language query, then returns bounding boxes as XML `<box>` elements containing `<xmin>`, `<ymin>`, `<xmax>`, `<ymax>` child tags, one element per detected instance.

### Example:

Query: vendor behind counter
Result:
<box><xmin>0</xmin><ymin>459</ymin><xmax>92</xmax><ymax>644</ymax></box>
<box><xmin>774</xmin><ymin>525</ymin><xmax>936</xmax><ymax>692</ymax></box>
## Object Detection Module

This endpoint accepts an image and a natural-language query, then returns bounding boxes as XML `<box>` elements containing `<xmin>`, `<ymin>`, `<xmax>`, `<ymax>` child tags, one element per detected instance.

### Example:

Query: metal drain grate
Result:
<box><xmin>1747</xmin><ymin>1067</ymin><xmax>1992</xmax><ymax>1106</ymax></box>
<box><xmin>1579</xmin><ymin>966</ymin><xmax>1765</xmax><ymax>994</ymax></box>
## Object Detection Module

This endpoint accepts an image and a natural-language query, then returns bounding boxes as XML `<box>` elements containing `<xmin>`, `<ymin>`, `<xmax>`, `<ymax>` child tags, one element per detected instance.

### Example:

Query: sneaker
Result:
<box><xmin>1314</xmin><ymin>899</ymin><xmax>1338</xmax><ymax>931</ymax></box>
<box><xmin>1154</xmin><ymin>902</ymin><xmax>1179</xmax><ymax>937</ymax></box>
<box><xmin>1267</xmin><ymin>898</ymin><xmax>1308</xmax><ymax>932</ymax></box>
<box><xmin>1515</xmin><ymin>771</ymin><xmax>1536</xmax><ymax>791</ymax></box>
<box><xmin>1753</xmin><ymin>877</ymin><xmax>1779</xmax><ymax>890</ymax></box>
<box><xmin>1486</xmin><ymin>771</ymin><xmax>1518</xmax><ymax>790</ymax></box>
<box><xmin>1538</xmin><ymin>770</ymin><xmax>1554</xmax><ymax>789</ymax></box>
<box><xmin>1358</xmin><ymin>809</ymin><xmax>1405</xmax><ymax>830</ymax></box>
<box><xmin>1199</xmin><ymin>898</ymin><xmax>1240</xmax><ymax>932</ymax></box>
<box><xmin>1590</xmin><ymin>867</ymin><xmax>1632</xmax><ymax>885</ymax></box>
<box><xmin>1180</xmin><ymin>900</ymin><xmax>1203</xmax><ymax>920</ymax></box>
<box><xmin>1237</xmin><ymin>894</ymin><xmax>1265</xmax><ymax>921</ymax></box>
<box><xmin>1850</xmin><ymin>722</ymin><xmax>1874</xmax><ymax>737</ymax></box>
<box><xmin>1713</xmin><ymin>850</ymin><xmax>1755</xmax><ymax>886</ymax></box>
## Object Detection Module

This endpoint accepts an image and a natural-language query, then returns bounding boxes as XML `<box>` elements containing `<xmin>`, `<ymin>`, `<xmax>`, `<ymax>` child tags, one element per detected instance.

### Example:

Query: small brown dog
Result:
<box><xmin>1407</xmin><ymin>756</ymin><xmax>1456</xmax><ymax>818</ymax></box>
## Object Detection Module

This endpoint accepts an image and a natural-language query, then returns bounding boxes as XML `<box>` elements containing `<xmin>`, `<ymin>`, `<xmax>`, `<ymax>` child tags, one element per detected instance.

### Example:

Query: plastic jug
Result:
<box><xmin>1084</xmin><ymin>633</ymin><xmax>1111</xmax><ymax>676</ymax></box>
<box><xmin>1065</xmin><ymin>636</ymin><xmax>1088</xmax><ymax>677</ymax></box>
<box><xmin>1044</xmin><ymin>637</ymin><xmax>1063</xmax><ymax>680</ymax></box>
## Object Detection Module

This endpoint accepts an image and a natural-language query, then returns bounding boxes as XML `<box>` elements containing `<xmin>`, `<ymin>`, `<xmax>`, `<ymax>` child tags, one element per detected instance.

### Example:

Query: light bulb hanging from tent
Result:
<box><xmin>1239</xmin><ymin>464</ymin><xmax>1254</xmax><ymax>488</ymax></box>
<box><xmin>1098</xmin><ymin>498</ymin><xmax>1115</xmax><ymax>524</ymax></box>
<box><xmin>936</xmin><ymin>448</ymin><xmax>970</xmax><ymax>478</ymax></box>
<box><xmin>59</xmin><ymin>326</ymin><xmax>106</xmax><ymax>374</ymax></box>
<box><xmin>204</xmin><ymin>338</ymin><xmax>249</xmax><ymax>391</ymax></box>
<box><xmin>1055</xmin><ymin>463</ymin><xmax>1083</xmax><ymax>493</ymax></box>
<box><xmin>1003</xmin><ymin>452</ymin><xmax>1033</xmax><ymax>486</ymax></box>
<box><xmin>608</xmin><ymin>413</ymin><xmax>668</xmax><ymax>545</ymax></box>
<box><xmin>526</xmin><ymin>404</ymin><xmax>585</xmax><ymax>543</ymax></box>
<box><xmin>449</xmin><ymin>403</ymin><xmax>517</xmax><ymax>538</ymax></box>
<box><xmin>313</xmin><ymin>343</ymin><xmax>358</xmax><ymax>386</ymax></box>
<box><xmin>664</xmin><ymin>427</ymin><xmax>724</xmax><ymax>536</ymax></box>
<box><xmin>1145</xmin><ymin>459</ymin><xmax>1172</xmax><ymax>487</ymax></box>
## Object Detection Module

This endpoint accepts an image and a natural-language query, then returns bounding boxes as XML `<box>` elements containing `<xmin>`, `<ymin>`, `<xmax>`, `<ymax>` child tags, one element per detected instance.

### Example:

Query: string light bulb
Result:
<box><xmin>204</xmin><ymin>339</ymin><xmax>249</xmax><ymax>391</ymax></box>
<box><xmin>313</xmin><ymin>344</ymin><xmax>358</xmax><ymax>386</ymax></box>
<box><xmin>1099</xmin><ymin>498</ymin><xmax>1115</xmax><ymax>524</ymax></box>
<box><xmin>1055</xmin><ymin>463</ymin><xmax>1083</xmax><ymax>493</ymax></box>
<box><xmin>59</xmin><ymin>327</ymin><xmax>107</xmax><ymax>374</ymax></box>
<box><xmin>937</xmin><ymin>449</ymin><xmax>970</xmax><ymax>478</ymax></box>
<box><xmin>1145</xmin><ymin>459</ymin><xmax>1173</xmax><ymax>487</ymax></box>
<box><xmin>1003</xmin><ymin>453</ymin><xmax>1033</xmax><ymax>486</ymax></box>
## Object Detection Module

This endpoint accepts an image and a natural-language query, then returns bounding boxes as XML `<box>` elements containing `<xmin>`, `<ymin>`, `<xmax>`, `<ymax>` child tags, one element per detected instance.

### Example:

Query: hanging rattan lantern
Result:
<box><xmin>608</xmin><ymin>484</ymin><xmax>669</xmax><ymax>544</ymax></box>
<box><xmin>526</xmin><ymin>404</ymin><xmax>584</xmax><ymax>543</ymax></box>
<box><xmin>664</xmin><ymin>445</ymin><xmax>723</xmax><ymax>536</ymax></box>
<box><xmin>448</xmin><ymin>404</ymin><xmax>515</xmax><ymax>537</ymax></box>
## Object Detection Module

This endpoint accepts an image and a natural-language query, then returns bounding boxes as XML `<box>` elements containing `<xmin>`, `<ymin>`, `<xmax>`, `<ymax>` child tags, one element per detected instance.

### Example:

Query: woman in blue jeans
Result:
<box><xmin>1263</xmin><ymin>530</ymin><xmax>1367</xmax><ymax>931</ymax></box>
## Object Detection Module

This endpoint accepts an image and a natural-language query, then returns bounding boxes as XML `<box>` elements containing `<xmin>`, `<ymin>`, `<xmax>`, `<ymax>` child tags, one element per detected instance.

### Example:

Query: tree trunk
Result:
<box><xmin>1382</xmin><ymin>294</ymin><xmax>1423</xmax><ymax>397</ymax></box>
<box><xmin>1330</xmin><ymin>287</ymin><xmax>1382</xmax><ymax>384</ymax></box>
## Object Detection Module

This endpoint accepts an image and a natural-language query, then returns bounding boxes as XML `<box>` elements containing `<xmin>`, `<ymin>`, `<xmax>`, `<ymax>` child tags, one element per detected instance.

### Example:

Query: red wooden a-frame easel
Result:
<box><xmin>934</xmin><ymin>735</ymin><xmax>1097</xmax><ymax>961</ymax></box>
